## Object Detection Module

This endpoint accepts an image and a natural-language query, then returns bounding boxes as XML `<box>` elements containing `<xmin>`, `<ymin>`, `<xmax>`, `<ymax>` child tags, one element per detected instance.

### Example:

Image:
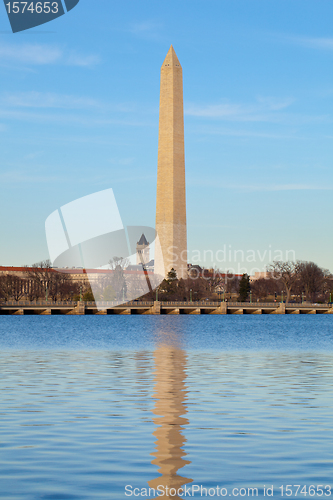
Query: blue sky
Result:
<box><xmin>0</xmin><ymin>0</ymin><xmax>332</xmax><ymax>273</ymax></box>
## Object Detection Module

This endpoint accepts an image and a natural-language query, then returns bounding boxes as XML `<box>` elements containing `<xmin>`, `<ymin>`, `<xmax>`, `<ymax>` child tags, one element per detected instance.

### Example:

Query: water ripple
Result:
<box><xmin>0</xmin><ymin>316</ymin><xmax>332</xmax><ymax>498</ymax></box>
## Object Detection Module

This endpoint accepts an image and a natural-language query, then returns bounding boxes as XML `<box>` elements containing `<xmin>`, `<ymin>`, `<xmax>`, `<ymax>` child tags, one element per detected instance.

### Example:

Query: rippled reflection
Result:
<box><xmin>148</xmin><ymin>332</ymin><xmax>192</xmax><ymax>499</ymax></box>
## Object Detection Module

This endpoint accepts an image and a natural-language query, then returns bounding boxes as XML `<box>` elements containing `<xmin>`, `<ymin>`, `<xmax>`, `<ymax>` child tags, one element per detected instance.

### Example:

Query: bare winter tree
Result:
<box><xmin>0</xmin><ymin>274</ymin><xmax>27</xmax><ymax>301</ymax></box>
<box><xmin>25</xmin><ymin>260</ymin><xmax>74</xmax><ymax>301</ymax></box>
<box><xmin>108</xmin><ymin>257</ymin><xmax>130</xmax><ymax>270</ymax></box>
<box><xmin>251</xmin><ymin>277</ymin><xmax>283</xmax><ymax>301</ymax></box>
<box><xmin>0</xmin><ymin>275</ymin><xmax>12</xmax><ymax>300</ymax></box>
<box><xmin>108</xmin><ymin>257</ymin><xmax>130</xmax><ymax>302</ymax></box>
<box><xmin>0</xmin><ymin>275</ymin><xmax>8</xmax><ymax>300</ymax></box>
<box><xmin>268</xmin><ymin>261</ymin><xmax>301</xmax><ymax>303</ymax></box>
<box><xmin>25</xmin><ymin>260</ymin><xmax>53</xmax><ymax>299</ymax></box>
<box><xmin>225</xmin><ymin>275</ymin><xmax>241</xmax><ymax>295</ymax></box>
<box><xmin>183</xmin><ymin>277</ymin><xmax>211</xmax><ymax>301</ymax></box>
<box><xmin>296</xmin><ymin>261</ymin><xmax>331</xmax><ymax>303</ymax></box>
<box><xmin>49</xmin><ymin>271</ymin><xmax>80</xmax><ymax>301</ymax></box>
<box><xmin>9</xmin><ymin>275</ymin><xmax>26</xmax><ymax>301</ymax></box>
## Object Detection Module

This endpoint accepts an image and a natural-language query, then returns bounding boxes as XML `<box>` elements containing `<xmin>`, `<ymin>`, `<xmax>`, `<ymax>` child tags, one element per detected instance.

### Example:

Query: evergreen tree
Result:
<box><xmin>159</xmin><ymin>268</ymin><xmax>178</xmax><ymax>300</ymax></box>
<box><xmin>103</xmin><ymin>285</ymin><xmax>116</xmax><ymax>301</ymax></box>
<box><xmin>166</xmin><ymin>268</ymin><xmax>178</xmax><ymax>283</ymax></box>
<box><xmin>238</xmin><ymin>274</ymin><xmax>250</xmax><ymax>302</ymax></box>
<box><xmin>83</xmin><ymin>290</ymin><xmax>95</xmax><ymax>302</ymax></box>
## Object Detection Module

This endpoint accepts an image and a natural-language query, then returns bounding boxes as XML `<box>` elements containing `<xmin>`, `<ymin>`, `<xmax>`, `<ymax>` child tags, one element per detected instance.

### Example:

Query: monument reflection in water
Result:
<box><xmin>148</xmin><ymin>332</ymin><xmax>193</xmax><ymax>499</ymax></box>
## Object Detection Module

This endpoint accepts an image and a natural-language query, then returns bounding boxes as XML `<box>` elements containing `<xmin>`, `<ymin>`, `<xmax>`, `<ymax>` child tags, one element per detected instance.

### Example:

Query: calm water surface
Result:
<box><xmin>0</xmin><ymin>316</ymin><xmax>332</xmax><ymax>499</ymax></box>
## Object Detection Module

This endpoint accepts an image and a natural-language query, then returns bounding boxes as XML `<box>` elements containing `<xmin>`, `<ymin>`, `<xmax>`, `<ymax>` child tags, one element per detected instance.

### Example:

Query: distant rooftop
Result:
<box><xmin>137</xmin><ymin>234</ymin><xmax>149</xmax><ymax>246</ymax></box>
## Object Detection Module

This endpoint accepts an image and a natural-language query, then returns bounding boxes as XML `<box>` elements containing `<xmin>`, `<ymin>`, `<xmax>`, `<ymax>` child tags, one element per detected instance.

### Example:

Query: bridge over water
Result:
<box><xmin>1</xmin><ymin>301</ymin><xmax>332</xmax><ymax>315</ymax></box>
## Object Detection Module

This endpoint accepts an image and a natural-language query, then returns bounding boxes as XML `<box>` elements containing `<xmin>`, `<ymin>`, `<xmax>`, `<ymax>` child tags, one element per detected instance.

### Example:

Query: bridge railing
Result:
<box><xmin>0</xmin><ymin>300</ymin><xmax>331</xmax><ymax>309</ymax></box>
<box><xmin>0</xmin><ymin>300</ymin><xmax>157</xmax><ymax>307</ymax></box>
<box><xmin>167</xmin><ymin>301</ymin><xmax>331</xmax><ymax>308</ymax></box>
<box><xmin>1</xmin><ymin>300</ymin><xmax>78</xmax><ymax>306</ymax></box>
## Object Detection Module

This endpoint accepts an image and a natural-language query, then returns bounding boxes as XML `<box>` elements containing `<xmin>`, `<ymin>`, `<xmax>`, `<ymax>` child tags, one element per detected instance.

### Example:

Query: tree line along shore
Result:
<box><xmin>0</xmin><ymin>260</ymin><xmax>332</xmax><ymax>304</ymax></box>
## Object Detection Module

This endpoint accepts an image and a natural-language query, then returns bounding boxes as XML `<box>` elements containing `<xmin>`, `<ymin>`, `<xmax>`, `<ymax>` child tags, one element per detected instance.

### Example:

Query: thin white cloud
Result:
<box><xmin>186</xmin><ymin>102</ymin><xmax>246</xmax><ymax>118</ymax></box>
<box><xmin>0</xmin><ymin>43</ymin><xmax>61</xmax><ymax>64</ymax></box>
<box><xmin>0</xmin><ymin>91</ymin><xmax>143</xmax><ymax>116</ymax></box>
<box><xmin>0</xmin><ymin>91</ymin><xmax>152</xmax><ymax>127</ymax></box>
<box><xmin>0</xmin><ymin>169</ymin><xmax>155</xmax><ymax>185</ymax></box>
<box><xmin>108</xmin><ymin>157</ymin><xmax>135</xmax><ymax>166</ymax></box>
<box><xmin>189</xmin><ymin>125</ymin><xmax>313</xmax><ymax>140</ymax></box>
<box><xmin>0</xmin><ymin>170</ymin><xmax>65</xmax><ymax>183</ymax></box>
<box><xmin>128</xmin><ymin>20</ymin><xmax>163</xmax><ymax>40</ymax></box>
<box><xmin>287</xmin><ymin>35</ymin><xmax>333</xmax><ymax>50</ymax></box>
<box><xmin>66</xmin><ymin>52</ymin><xmax>101</xmax><ymax>67</ymax></box>
<box><xmin>0</xmin><ymin>108</ymin><xmax>151</xmax><ymax>128</ymax></box>
<box><xmin>189</xmin><ymin>224</ymin><xmax>232</xmax><ymax>229</ymax></box>
<box><xmin>185</xmin><ymin>96</ymin><xmax>294</xmax><ymax>121</ymax></box>
<box><xmin>209</xmin><ymin>129</ymin><xmax>300</xmax><ymax>139</ymax></box>
<box><xmin>189</xmin><ymin>178</ymin><xmax>332</xmax><ymax>192</ymax></box>
<box><xmin>255</xmin><ymin>96</ymin><xmax>294</xmax><ymax>111</ymax></box>
<box><xmin>24</xmin><ymin>151</ymin><xmax>44</xmax><ymax>160</ymax></box>
<box><xmin>129</xmin><ymin>21</ymin><xmax>161</xmax><ymax>33</ymax></box>
<box><xmin>0</xmin><ymin>43</ymin><xmax>100</xmax><ymax>66</ymax></box>
<box><xmin>1</xmin><ymin>91</ymin><xmax>102</xmax><ymax>109</ymax></box>
<box><xmin>239</xmin><ymin>184</ymin><xmax>333</xmax><ymax>192</ymax></box>
<box><xmin>185</xmin><ymin>96</ymin><xmax>329</xmax><ymax>128</ymax></box>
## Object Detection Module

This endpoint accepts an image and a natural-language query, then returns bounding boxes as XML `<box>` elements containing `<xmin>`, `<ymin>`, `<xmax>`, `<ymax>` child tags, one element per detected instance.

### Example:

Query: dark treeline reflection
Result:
<box><xmin>148</xmin><ymin>333</ymin><xmax>192</xmax><ymax>499</ymax></box>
